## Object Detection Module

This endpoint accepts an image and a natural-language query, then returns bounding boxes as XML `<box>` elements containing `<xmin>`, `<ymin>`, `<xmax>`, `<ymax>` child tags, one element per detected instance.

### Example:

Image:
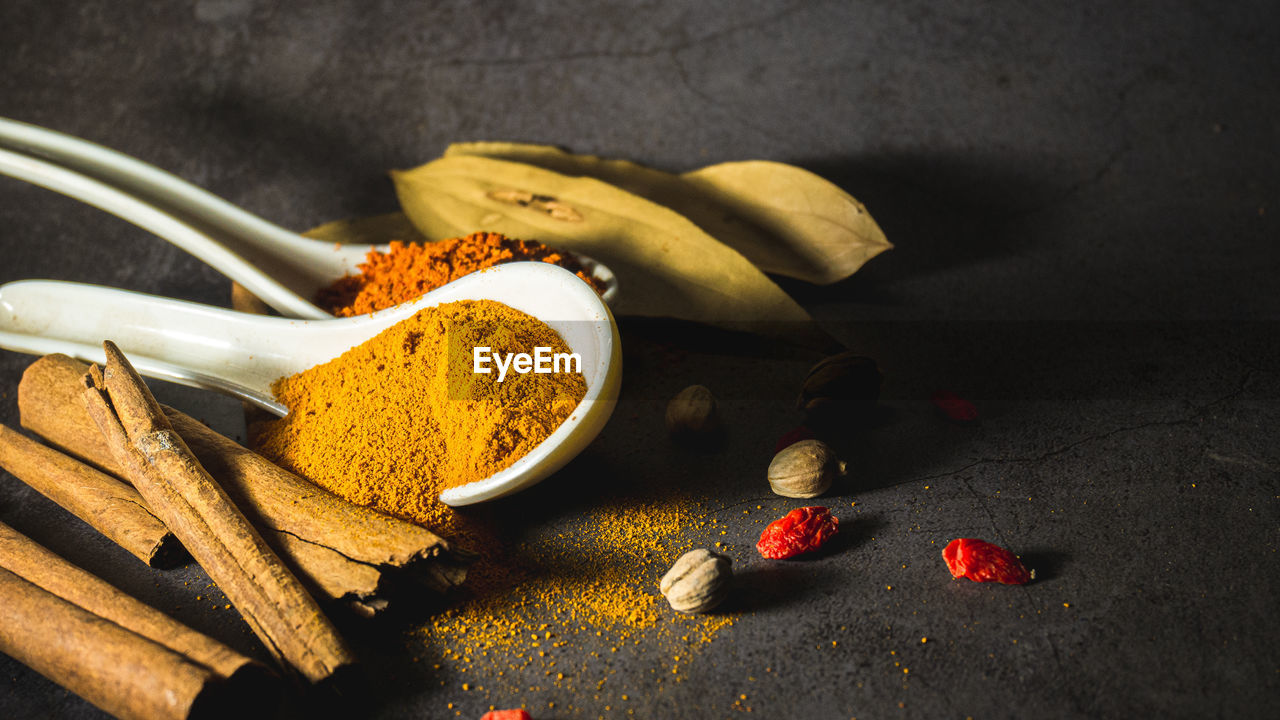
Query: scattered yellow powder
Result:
<box><xmin>419</xmin><ymin>494</ymin><xmax>735</xmax><ymax>699</ymax></box>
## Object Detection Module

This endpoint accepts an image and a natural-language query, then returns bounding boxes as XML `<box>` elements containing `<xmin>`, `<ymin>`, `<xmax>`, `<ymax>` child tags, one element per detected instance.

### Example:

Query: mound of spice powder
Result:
<box><xmin>250</xmin><ymin>299</ymin><xmax>586</xmax><ymax>530</ymax></box>
<box><xmin>316</xmin><ymin>232</ymin><xmax>604</xmax><ymax>317</ymax></box>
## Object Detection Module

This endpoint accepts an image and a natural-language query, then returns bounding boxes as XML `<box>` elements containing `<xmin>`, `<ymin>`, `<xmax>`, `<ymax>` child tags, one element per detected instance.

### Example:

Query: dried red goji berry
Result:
<box><xmin>931</xmin><ymin>390</ymin><xmax>978</xmax><ymax>422</ymax></box>
<box><xmin>774</xmin><ymin>425</ymin><xmax>816</xmax><ymax>453</ymax></box>
<box><xmin>756</xmin><ymin>506</ymin><xmax>839</xmax><ymax>559</ymax></box>
<box><xmin>942</xmin><ymin>538</ymin><xmax>1031</xmax><ymax>585</ymax></box>
<box><xmin>480</xmin><ymin>710</ymin><xmax>532</xmax><ymax>720</ymax></box>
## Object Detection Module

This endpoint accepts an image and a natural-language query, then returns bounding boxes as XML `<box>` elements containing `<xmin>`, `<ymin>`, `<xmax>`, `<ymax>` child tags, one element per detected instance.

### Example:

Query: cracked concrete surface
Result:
<box><xmin>1</xmin><ymin>1</ymin><xmax>1277</xmax><ymax>718</ymax></box>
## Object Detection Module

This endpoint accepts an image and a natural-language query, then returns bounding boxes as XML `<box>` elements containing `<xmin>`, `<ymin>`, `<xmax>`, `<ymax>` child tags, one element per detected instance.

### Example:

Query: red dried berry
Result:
<box><xmin>480</xmin><ymin>710</ymin><xmax>532</xmax><ymax>720</ymax></box>
<box><xmin>774</xmin><ymin>425</ymin><xmax>816</xmax><ymax>453</ymax></box>
<box><xmin>757</xmin><ymin>506</ymin><xmax>839</xmax><ymax>559</ymax></box>
<box><xmin>931</xmin><ymin>390</ymin><xmax>978</xmax><ymax>422</ymax></box>
<box><xmin>942</xmin><ymin>538</ymin><xmax>1031</xmax><ymax>585</ymax></box>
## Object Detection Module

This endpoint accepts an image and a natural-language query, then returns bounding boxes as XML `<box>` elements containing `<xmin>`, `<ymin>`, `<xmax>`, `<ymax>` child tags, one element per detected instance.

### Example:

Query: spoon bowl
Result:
<box><xmin>0</xmin><ymin>262</ymin><xmax>621</xmax><ymax>505</ymax></box>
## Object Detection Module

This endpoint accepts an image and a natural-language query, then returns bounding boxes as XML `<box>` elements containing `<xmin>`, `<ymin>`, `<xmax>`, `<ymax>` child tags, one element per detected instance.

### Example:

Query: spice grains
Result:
<box><xmin>316</xmin><ymin>232</ymin><xmax>604</xmax><ymax>317</ymax></box>
<box><xmin>251</xmin><ymin>299</ymin><xmax>586</xmax><ymax>531</ymax></box>
<box><xmin>423</xmin><ymin>496</ymin><xmax>736</xmax><ymax>705</ymax></box>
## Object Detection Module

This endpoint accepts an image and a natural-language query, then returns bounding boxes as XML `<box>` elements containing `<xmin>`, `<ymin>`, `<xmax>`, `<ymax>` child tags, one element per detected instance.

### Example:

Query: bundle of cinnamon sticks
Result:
<box><xmin>0</xmin><ymin>346</ymin><xmax>476</xmax><ymax>716</ymax></box>
<box><xmin>12</xmin><ymin>352</ymin><xmax>472</xmax><ymax>614</ymax></box>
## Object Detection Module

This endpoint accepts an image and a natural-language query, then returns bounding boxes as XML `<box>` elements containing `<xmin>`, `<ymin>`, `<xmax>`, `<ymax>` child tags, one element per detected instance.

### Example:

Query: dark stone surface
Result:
<box><xmin>1</xmin><ymin>1</ymin><xmax>1277</xmax><ymax>718</ymax></box>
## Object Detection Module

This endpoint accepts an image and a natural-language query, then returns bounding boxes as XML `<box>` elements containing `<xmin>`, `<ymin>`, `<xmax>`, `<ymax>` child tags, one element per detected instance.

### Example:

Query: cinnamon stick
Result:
<box><xmin>230</xmin><ymin>281</ymin><xmax>272</xmax><ymax>317</ymax></box>
<box><xmin>18</xmin><ymin>353</ymin><xmax>470</xmax><ymax>613</ymax></box>
<box><xmin>0</xmin><ymin>521</ymin><xmax>259</xmax><ymax>682</ymax></box>
<box><xmin>0</xmin><ymin>423</ymin><xmax>182</xmax><ymax>567</ymax></box>
<box><xmin>0</xmin><ymin>567</ymin><xmax>219</xmax><ymax>720</ymax></box>
<box><xmin>0</xmin><ymin>523</ymin><xmax>273</xmax><ymax>720</ymax></box>
<box><xmin>82</xmin><ymin>342</ymin><xmax>353</xmax><ymax>683</ymax></box>
<box><xmin>167</xmin><ymin>410</ymin><xmax>471</xmax><ymax>595</ymax></box>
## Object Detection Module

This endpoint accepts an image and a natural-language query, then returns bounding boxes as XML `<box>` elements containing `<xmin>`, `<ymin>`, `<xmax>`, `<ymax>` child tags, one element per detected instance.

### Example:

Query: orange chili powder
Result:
<box><xmin>316</xmin><ymin>232</ymin><xmax>603</xmax><ymax>317</ymax></box>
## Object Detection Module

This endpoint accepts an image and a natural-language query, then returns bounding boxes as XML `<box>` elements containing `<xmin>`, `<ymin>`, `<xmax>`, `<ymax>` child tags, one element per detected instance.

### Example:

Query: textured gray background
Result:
<box><xmin>1</xmin><ymin>1</ymin><xmax>1278</xmax><ymax>718</ymax></box>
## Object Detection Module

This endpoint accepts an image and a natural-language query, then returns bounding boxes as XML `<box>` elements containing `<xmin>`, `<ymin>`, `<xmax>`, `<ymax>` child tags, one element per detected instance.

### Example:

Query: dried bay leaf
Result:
<box><xmin>444</xmin><ymin>142</ymin><xmax>891</xmax><ymax>284</ymax></box>
<box><xmin>681</xmin><ymin>161</ymin><xmax>892</xmax><ymax>284</ymax></box>
<box><xmin>390</xmin><ymin>155</ymin><xmax>817</xmax><ymax>333</ymax></box>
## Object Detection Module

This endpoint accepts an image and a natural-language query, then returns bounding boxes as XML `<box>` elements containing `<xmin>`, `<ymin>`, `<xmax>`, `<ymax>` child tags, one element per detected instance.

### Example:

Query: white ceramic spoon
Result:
<box><xmin>0</xmin><ymin>262</ymin><xmax>621</xmax><ymax>506</ymax></box>
<box><xmin>0</xmin><ymin>117</ymin><xmax>617</xmax><ymax>318</ymax></box>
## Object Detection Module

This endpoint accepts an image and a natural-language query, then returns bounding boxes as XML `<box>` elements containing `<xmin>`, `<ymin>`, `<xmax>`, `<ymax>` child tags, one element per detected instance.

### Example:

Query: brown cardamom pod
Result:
<box><xmin>796</xmin><ymin>352</ymin><xmax>880</xmax><ymax>423</ymax></box>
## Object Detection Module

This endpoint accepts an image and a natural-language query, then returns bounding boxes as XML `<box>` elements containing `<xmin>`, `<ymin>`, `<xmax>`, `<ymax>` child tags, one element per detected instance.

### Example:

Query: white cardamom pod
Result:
<box><xmin>659</xmin><ymin>548</ymin><xmax>732</xmax><ymax>614</ymax></box>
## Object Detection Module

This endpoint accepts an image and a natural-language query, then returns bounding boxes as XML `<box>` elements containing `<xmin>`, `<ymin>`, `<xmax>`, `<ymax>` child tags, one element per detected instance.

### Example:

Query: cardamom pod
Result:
<box><xmin>768</xmin><ymin>439</ymin><xmax>846</xmax><ymax>498</ymax></box>
<box><xmin>665</xmin><ymin>385</ymin><xmax>720</xmax><ymax>439</ymax></box>
<box><xmin>659</xmin><ymin>548</ymin><xmax>732</xmax><ymax>614</ymax></box>
<box><xmin>796</xmin><ymin>352</ymin><xmax>881</xmax><ymax>423</ymax></box>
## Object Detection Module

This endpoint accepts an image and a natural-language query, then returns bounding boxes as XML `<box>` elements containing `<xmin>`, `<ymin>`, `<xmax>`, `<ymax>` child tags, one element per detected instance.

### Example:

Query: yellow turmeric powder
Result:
<box><xmin>419</xmin><ymin>493</ymin><xmax>737</xmax><ymax>703</ymax></box>
<box><xmin>250</xmin><ymin>299</ymin><xmax>586</xmax><ymax>530</ymax></box>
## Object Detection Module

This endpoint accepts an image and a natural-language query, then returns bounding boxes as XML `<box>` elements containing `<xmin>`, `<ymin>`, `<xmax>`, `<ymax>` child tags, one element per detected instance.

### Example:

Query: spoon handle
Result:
<box><xmin>0</xmin><ymin>279</ymin><xmax>290</xmax><ymax>415</ymax></box>
<box><xmin>0</xmin><ymin>147</ymin><xmax>331</xmax><ymax>320</ymax></box>
<box><xmin>0</xmin><ymin>117</ymin><xmax>369</xmax><ymax>316</ymax></box>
